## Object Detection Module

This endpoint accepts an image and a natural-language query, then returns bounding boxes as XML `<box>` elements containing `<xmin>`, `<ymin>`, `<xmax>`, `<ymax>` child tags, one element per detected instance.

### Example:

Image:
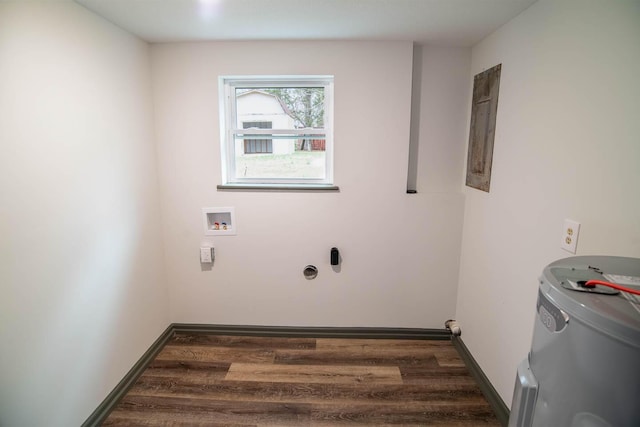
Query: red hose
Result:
<box><xmin>584</xmin><ymin>280</ymin><xmax>640</xmax><ymax>296</ymax></box>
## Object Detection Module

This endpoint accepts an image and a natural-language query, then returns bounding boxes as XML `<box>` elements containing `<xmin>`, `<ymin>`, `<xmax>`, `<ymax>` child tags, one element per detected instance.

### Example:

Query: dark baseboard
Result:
<box><xmin>172</xmin><ymin>323</ymin><xmax>450</xmax><ymax>340</ymax></box>
<box><xmin>81</xmin><ymin>324</ymin><xmax>175</xmax><ymax>427</ymax></box>
<box><xmin>452</xmin><ymin>335</ymin><xmax>510</xmax><ymax>426</ymax></box>
<box><xmin>81</xmin><ymin>323</ymin><xmax>450</xmax><ymax>426</ymax></box>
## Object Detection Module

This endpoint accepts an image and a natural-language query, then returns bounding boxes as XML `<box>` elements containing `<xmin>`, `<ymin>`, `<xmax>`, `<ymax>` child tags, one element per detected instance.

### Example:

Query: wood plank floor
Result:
<box><xmin>103</xmin><ymin>334</ymin><xmax>500</xmax><ymax>426</ymax></box>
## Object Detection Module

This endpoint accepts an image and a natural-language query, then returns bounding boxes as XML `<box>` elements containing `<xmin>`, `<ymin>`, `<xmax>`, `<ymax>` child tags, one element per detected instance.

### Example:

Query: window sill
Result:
<box><xmin>217</xmin><ymin>184</ymin><xmax>340</xmax><ymax>192</ymax></box>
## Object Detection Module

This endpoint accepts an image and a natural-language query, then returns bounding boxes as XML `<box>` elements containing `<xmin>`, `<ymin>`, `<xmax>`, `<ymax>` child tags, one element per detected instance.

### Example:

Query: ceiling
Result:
<box><xmin>75</xmin><ymin>0</ymin><xmax>537</xmax><ymax>46</ymax></box>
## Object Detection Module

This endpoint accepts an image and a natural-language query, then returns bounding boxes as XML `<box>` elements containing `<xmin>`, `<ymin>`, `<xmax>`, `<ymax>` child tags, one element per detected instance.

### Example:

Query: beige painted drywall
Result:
<box><xmin>151</xmin><ymin>41</ymin><xmax>467</xmax><ymax>328</ymax></box>
<box><xmin>0</xmin><ymin>2</ymin><xmax>168</xmax><ymax>425</ymax></box>
<box><xmin>456</xmin><ymin>0</ymin><xmax>640</xmax><ymax>407</ymax></box>
<box><xmin>415</xmin><ymin>46</ymin><xmax>471</xmax><ymax>193</ymax></box>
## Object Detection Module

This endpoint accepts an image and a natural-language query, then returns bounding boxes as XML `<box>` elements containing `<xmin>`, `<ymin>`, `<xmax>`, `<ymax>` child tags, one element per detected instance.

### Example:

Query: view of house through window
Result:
<box><xmin>220</xmin><ymin>76</ymin><xmax>334</xmax><ymax>186</ymax></box>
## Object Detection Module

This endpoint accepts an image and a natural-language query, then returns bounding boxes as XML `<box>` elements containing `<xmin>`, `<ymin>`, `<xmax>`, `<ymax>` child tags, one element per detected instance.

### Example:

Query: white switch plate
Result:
<box><xmin>200</xmin><ymin>247</ymin><xmax>213</xmax><ymax>263</ymax></box>
<box><xmin>561</xmin><ymin>219</ymin><xmax>580</xmax><ymax>254</ymax></box>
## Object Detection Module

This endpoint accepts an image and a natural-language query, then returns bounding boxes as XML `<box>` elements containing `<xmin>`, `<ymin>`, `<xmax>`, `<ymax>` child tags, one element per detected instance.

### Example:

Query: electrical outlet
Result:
<box><xmin>561</xmin><ymin>219</ymin><xmax>580</xmax><ymax>254</ymax></box>
<box><xmin>200</xmin><ymin>247</ymin><xmax>213</xmax><ymax>263</ymax></box>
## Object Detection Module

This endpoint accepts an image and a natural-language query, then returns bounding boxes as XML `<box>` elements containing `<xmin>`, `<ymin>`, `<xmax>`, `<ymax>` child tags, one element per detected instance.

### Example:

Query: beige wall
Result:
<box><xmin>151</xmin><ymin>41</ymin><xmax>468</xmax><ymax>328</ymax></box>
<box><xmin>456</xmin><ymin>0</ymin><xmax>640</xmax><ymax>406</ymax></box>
<box><xmin>414</xmin><ymin>46</ymin><xmax>471</xmax><ymax>193</ymax></box>
<box><xmin>0</xmin><ymin>2</ymin><xmax>168</xmax><ymax>425</ymax></box>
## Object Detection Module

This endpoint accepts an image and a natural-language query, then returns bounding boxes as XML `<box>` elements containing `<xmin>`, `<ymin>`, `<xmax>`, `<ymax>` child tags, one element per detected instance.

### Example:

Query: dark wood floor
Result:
<box><xmin>103</xmin><ymin>333</ymin><xmax>500</xmax><ymax>426</ymax></box>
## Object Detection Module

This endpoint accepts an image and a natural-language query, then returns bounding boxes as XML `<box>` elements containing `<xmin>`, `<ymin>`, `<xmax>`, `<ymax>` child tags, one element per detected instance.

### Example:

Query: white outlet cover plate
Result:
<box><xmin>561</xmin><ymin>219</ymin><xmax>581</xmax><ymax>254</ymax></box>
<box><xmin>200</xmin><ymin>247</ymin><xmax>213</xmax><ymax>263</ymax></box>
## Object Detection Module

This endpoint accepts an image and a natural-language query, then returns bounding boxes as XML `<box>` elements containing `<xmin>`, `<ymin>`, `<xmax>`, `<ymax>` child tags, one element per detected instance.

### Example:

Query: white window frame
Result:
<box><xmin>219</xmin><ymin>75</ymin><xmax>334</xmax><ymax>187</ymax></box>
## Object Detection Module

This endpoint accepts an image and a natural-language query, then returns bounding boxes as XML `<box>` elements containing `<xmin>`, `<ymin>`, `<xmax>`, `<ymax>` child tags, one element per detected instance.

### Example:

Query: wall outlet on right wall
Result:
<box><xmin>561</xmin><ymin>219</ymin><xmax>581</xmax><ymax>254</ymax></box>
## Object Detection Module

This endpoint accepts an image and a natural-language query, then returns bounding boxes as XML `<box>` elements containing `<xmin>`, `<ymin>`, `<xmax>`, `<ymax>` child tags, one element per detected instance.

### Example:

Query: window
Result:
<box><xmin>219</xmin><ymin>76</ymin><xmax>334</xmax><ymax>188</ymax></box>
<box><xmin>243</xmin><ymin>121</ymin><xmax>273</xmax><ymax>154</ymax></box>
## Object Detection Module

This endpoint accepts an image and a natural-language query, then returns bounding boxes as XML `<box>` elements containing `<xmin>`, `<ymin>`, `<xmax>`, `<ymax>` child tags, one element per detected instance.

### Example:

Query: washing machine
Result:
<box><xmin>508</xmin><ymin>256</ymin><xmax>640</xmax><ymax>427</ymax></box>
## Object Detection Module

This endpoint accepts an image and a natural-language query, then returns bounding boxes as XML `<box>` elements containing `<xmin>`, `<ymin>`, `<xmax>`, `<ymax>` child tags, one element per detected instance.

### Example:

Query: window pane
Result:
<box><xmin>234</xmin><ymin>137</ymin><xmax>326</xmax><ymax>179</ymax></box>
<box><xmin>235</xmin><ymin>87</ymin><xmax>325</xmax><ymax>130</ymax></box>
